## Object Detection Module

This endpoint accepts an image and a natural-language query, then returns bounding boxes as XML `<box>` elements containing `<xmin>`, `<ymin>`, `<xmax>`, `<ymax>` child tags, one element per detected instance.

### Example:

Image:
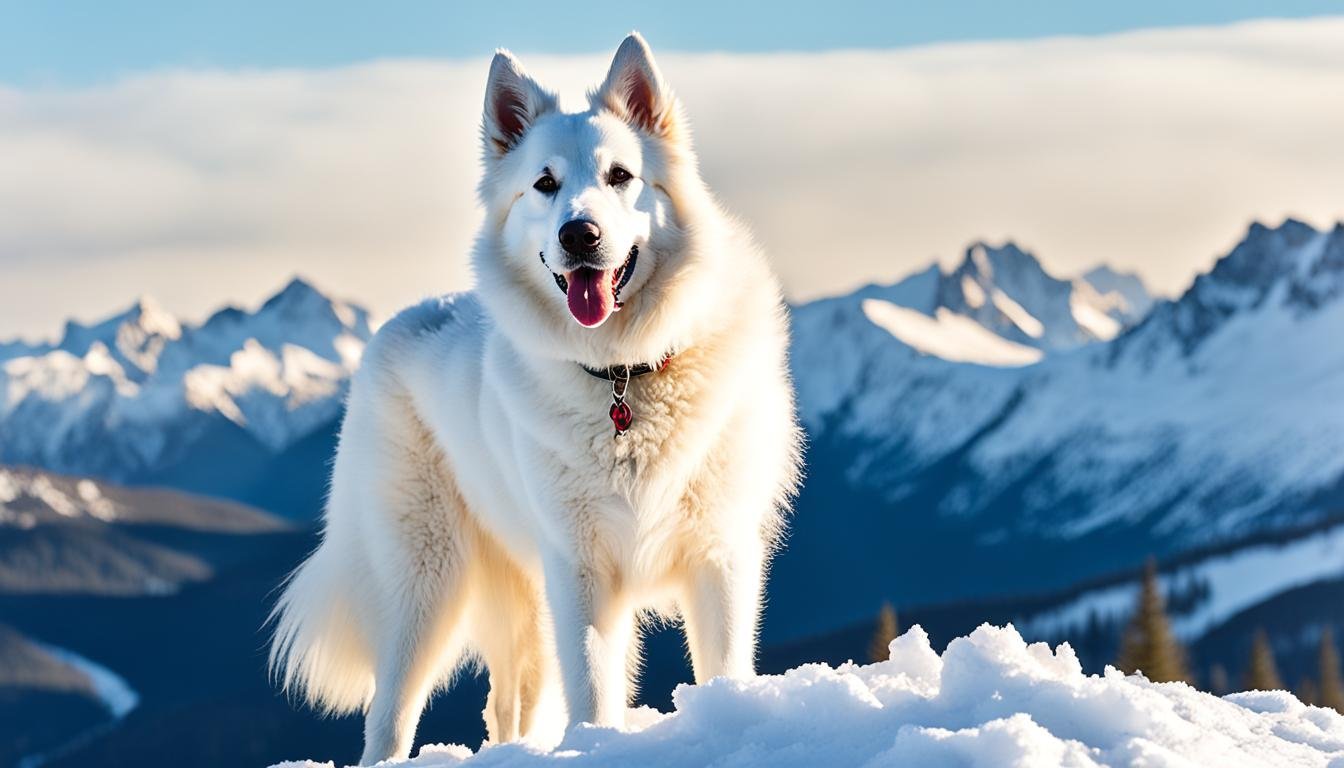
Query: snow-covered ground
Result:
<box><xmin>270</xmin><ymin>625</ymin><xmax>1344</xmax><ymax>768</ymax></box>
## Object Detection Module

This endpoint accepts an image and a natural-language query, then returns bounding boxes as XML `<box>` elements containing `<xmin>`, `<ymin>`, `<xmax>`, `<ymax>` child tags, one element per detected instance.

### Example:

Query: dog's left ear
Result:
<box><xmin>594</xmin><ymin>33</ymin><xmax>678</xmax><ymax>138</ymax></box>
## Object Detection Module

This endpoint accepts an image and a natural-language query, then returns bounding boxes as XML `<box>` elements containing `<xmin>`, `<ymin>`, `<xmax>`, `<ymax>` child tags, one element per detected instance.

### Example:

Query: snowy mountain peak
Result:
<box><xmin>941</xmin><ymin>241</ymin><xmax>1131</xmax><ymax>351</ymax></box>
<box><xmin>1288</xmin><ymin>221</ymin><xmax>1344</xmax><ymax>311</ymax></box>
<box><xmin>1</xmin><ymin>278</ymin><xmax>374</xmax><ymax>479</ymax></box>
<box><xmin>1114</xmin><ymin>218</ymin><xmax>1341</xmax><ymax>363</ymax></box>
<box><xmin>262</xmin><ymin>276</ymin><xmax>326</xmax><ymax>313</ymax></box>
<box><xmin>54</xmin><ymin>295</ymin><xmax>183</xmax><ymax>380</ymax></box>
<box><xmin>1079</xmin><ymin>265</ymin><xmax>1154</xmax><ymax>323</ymax></box>
<box><xmin>0</xmin><ymin>337</ymin><xmax>51</xmax><ymax>361</ymax></box>
<box><xmin>959</xmin><ymin>241</ymin><xmax>1048</xmax><ymax>282</ymax></box>
<box><xmin>126</xmin><ymin>295</ymin><xmax>181</xmax><ymax>338</ymax></box>
<box><xmin>789</xmin><ymin>239</ymin><xmax>1160</xmax><ymax>432</ymax></box>
<box><xmin>185</xmin><ymin>277</ymin><xmax>370</xmax><ymax>371</ymax></box>
<box><xmin>1216</xmin><ymin>218</ymin><xmax>1317</xmax><ymax>286</ymax></box>
<box><xmin>59</xmin><ymin>295</ymin><xmax>179</xmax><ymax>349</ymax></box>
<box><xmin>792</xmin><ymin>239</ymin><xmax>1156</xmax><ymax>407</ymax></box>
<box><xmin>783</xmin><ymin>220</ymin><xmax>1344</xmax><ymax>635</ymax></box>
<box><xmin>265</xmin><ymin>276</ymin><xmax>368</xmax><ymax>336</ymax></box>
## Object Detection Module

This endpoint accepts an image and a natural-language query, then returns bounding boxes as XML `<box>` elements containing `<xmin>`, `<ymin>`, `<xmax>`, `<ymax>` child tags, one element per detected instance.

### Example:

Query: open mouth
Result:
<box><xmin>539</xmin><ymin>244</ymin><xmax>639</xmax><ymax>328</ymax></box>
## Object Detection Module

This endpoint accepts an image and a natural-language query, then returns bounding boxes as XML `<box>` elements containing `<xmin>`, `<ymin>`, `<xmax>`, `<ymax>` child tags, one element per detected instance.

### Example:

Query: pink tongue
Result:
<box><xmin>566</xmin><ymin>267</ymin><xmax>615</xmax><ymax>327</ymax></box>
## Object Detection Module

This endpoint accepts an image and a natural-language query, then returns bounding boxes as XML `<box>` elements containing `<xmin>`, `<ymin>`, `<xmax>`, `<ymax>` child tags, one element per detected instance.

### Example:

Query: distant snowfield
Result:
<box><xmin>861</xmin><ymin>299</ymin><xmax>1044</xmax><ymax>367</ymax></box>
<box><xmin>17</xmin><ymin>640</ymin><xmax>139</xmax><ymax>768</ymax></box>
<box><xmin>31</xmin><ymin>640</ymin><xmax>138</xmax><ymax>719</ymax></box>
<box><xmin>0</xmin><ymin>470</ymin><xmax>120</xmax><ymax>528</ymax></box>
<box><xmin>1021</xmin><ymin>522</ymin><xmax>1344</xmax><ymax>641</ymax></box>
<box><xmin>271</xmin><ymin>625</ymin><xmax>1344</xmax><ymax>768</ymax></box>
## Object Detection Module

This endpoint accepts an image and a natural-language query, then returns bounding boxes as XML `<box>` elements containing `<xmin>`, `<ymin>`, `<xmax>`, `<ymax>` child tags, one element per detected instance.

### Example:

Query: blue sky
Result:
<box><xmin>4</xmin><ymin>0</ymin><xmax>1344</xmax><ymax>83</ymax></box>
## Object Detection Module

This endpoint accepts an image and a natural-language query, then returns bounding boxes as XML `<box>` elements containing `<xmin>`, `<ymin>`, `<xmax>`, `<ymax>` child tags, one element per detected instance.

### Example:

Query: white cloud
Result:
<box><xmin>1</xmin><ymin>17</ymin><xmax>1343</xmax><ymax>339</ymax></box>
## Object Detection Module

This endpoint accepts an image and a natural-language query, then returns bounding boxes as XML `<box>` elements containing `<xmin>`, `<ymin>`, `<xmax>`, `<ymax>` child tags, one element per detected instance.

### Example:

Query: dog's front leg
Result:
<box><xmin>542</xmin><ymin>553</ymin><xmax>632</xmax><ymax>729</ymax></box>
<box><xmin>682</xmin><ymin>544</ymin><xmax>765</xmax><ymax>684</ymax></box>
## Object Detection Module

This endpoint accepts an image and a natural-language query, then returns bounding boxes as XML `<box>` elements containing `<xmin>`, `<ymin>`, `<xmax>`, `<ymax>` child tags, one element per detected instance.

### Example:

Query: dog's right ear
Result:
<box><xmin>482</xmin><ymin>50</ymin><xmax>557</xmax><ymax>157</ymax></box>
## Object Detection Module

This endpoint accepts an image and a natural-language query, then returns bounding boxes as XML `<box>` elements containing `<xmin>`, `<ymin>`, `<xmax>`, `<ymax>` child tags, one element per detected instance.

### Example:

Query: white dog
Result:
<box><xmin>269</xmin><ymin>33</ymin><xmax>801</xmax><ymax>765</ymax></box>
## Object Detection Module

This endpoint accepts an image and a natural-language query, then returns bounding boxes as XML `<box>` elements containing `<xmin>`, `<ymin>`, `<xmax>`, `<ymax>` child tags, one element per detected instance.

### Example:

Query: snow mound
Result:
<box><xmin>270</xmin><ymin>624</ymin><xmax>1344</xmax><ymax>768</ymax></box>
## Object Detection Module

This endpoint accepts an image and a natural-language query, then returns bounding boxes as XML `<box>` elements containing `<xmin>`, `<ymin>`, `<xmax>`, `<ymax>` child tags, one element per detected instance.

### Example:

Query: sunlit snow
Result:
<box><xmin>861</xmin><ymin>299</ymin><xmax>1044</xmax><ymax>367</ymax></box>
<box><xmin>271</xmin><ymin>625</ymin><xmax>1344</xmax><ymax>768</ymax></box>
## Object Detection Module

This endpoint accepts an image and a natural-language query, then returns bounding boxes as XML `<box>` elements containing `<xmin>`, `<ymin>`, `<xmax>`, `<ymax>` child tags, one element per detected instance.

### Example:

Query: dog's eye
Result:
<box><xmin>606</xmin><ymin>166</ymin><xmax>633</xmax><ymax>186</ymax></box>
<box><xmin>533</xmin><ymin>174</ymin><xmax>558</xmax><ymax>194</ymax></box>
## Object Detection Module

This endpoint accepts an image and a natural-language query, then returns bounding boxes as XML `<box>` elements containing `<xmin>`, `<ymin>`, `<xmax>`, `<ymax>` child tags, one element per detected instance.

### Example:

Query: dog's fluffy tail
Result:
<box><xmin>267</xmin><ymin>543</ymin><xmax>374</xmax><ymax>714</ymax></box>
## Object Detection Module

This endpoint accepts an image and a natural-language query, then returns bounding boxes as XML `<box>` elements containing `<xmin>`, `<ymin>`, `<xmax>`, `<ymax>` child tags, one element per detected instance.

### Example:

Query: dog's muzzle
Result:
<box><xmin>539</xmin><ymin>244</ymin><xmax>639</xmax><ymax>305</ymax></box>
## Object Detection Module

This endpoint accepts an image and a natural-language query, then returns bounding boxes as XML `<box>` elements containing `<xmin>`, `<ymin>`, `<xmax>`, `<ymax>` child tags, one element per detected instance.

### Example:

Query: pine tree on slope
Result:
<box><xmin>1298</xmin><ymin>677</ymin><xmax>1320</xmax><ymax>707</ymax></box>
<box><xmin>1318</xmin><ymin>626</ymin><xmax>1344</xmax><ymax>713</ymax></box>
<box><xmin>1208</xmin><ymin>664</ymin><xmax>1231</xmax><ymax>696</ymax></box>
<box><xmin>1245</xmin><ymin>628</ymin><xmax>1284</xmax><ymax>691</ymax></box>
<box><xmin>1116</xmin><ymin>558</ymin><xmax>1191</xmax><ymax>683</ymax></box>
<box><xmin>868</xmin><ymin>602</ymin><xmax>900</xmax><ymax>663</ymax></box>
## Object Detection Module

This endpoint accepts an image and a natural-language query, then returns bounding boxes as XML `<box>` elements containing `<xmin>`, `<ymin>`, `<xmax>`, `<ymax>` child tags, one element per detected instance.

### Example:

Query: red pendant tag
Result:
<box><xmin>609</xmin><ymin>401</ymin><xmax>633</xmax><ymax>435</ymax></box>
<box><xmin>609</xmin><ymin>364</ymin><xmax>633</xmax><ymax>437</ymax></box>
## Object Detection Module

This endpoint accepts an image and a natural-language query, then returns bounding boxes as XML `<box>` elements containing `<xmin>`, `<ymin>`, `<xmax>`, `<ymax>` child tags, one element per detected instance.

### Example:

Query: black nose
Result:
<box><xmin>558</xmin><ymin>219</ymin><xmax>601</xmax><ymax>255</ymax></box>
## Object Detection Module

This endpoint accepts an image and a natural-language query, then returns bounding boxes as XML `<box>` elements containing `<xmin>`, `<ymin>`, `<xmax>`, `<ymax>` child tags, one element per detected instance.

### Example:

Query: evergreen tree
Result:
<box><xmin>868</xmin><ymin>602</ymin><xmax>900</xmax><ymax>663</ymax></box>
<box><xmin>1298</xmin><ymin>677</ymin><xmax>1320</xmax><ymax>707</ymax></box>
<box><xmin>1318</xmin><ymin>626</ymin><xmax>1344</xmax><ymax>712</ymax></box>
<box><xmin>1245</xmin><ymin>628</ymin><xmax>1284</xmax><ymax>691</ymax></box>
<box><xmin>1116</xmin><ymin>558</ymin><xmax>1190</xmax><ymax>683</ymax></box>
<box><xmin>1208</xmin><ymin>664</ymin><xmax>1231</xmax><ymax>696</ymax></box>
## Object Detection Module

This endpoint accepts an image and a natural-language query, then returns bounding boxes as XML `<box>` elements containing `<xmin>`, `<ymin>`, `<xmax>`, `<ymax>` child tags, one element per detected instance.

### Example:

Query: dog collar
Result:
<box><xmin>578</xmin><ymin>352</ymin><xmax>673</xmax><ymax>437</ymax></box>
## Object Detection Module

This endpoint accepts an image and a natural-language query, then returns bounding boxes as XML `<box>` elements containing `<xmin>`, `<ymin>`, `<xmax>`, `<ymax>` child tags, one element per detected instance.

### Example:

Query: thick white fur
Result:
<box><xmin>269</xmin><ymin>33</ymin><xmax>802</xmax><ymax>765</ymax></box>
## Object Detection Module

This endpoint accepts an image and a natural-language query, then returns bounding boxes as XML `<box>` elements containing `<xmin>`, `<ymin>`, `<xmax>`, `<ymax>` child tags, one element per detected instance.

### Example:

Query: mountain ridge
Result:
<box><xmin>0</xmin><ymin>276</ymin><xmax>369</xmax><ymax>503</ymax></box>
<box><xmin>775</xmin><ymin>217</ymin><xmax>1344</xmax><ymax>635</ymax></box>
<box><xmin>3</xmin><ymin>219</ymin><xmax>1341</xmax><ymax>638</ymax></box>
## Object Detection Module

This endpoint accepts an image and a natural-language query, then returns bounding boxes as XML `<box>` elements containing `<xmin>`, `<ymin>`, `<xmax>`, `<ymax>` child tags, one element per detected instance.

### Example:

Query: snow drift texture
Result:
<box><xmin>270</xmin><ymin>625</ymin><xmax>1344</xmax><ymax>768</ymax></box>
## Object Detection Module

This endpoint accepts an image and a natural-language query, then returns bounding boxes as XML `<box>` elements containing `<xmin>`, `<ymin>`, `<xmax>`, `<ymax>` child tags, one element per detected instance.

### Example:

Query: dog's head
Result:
<box><xmin>474</xmin><ymin>34</ymin><xmax>709</xmax><ymax>364</ymax></box>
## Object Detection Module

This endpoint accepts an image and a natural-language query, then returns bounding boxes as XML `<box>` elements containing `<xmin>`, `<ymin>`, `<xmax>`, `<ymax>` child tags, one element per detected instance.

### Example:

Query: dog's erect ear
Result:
<box><xmin>594</xmin><ymin>33</ymin><xmax>677</xmax><ymax>137</ymax></box>
<box><xmin>482</xmin><ymin>50</ymin><xmax>557</xmax><ymax>156</ymax></box>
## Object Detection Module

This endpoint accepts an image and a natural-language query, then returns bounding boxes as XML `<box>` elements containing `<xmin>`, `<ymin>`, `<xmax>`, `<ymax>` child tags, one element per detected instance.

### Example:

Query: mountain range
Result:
<box><xmin>0</xmin><ymin>279</ymin><xmax>369</xmax><ymax>517</ymax></box>
<box><xmin>778</xmin><ymin>219</ymin><xmax>1344</xmax><ymax>635</ymax></box>
<box><xmin>4</xmin><ymin>217</ymin><xmax>1344</xmax><ymax>766</ymax></box>
<box><xmin>2</xmin><ymin>219</ymin><xmax>1342</xmax><ymax>639</ymax></box>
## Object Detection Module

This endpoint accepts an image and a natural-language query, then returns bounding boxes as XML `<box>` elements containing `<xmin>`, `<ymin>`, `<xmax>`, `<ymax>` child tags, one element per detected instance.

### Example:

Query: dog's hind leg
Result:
<box><xmin>360</xmin><ymin>588</ymin><xmax>467</xmax><ymax>765</ymax></box>
<box><xmin>357</xmin><ymin>415</ymin><xmax>476</xmax><ymax>765</ymax></box>
<box><xmin>472</xmin><ymin>534</ymin><xmax>547</xmax><ymax>744</ymax></box>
